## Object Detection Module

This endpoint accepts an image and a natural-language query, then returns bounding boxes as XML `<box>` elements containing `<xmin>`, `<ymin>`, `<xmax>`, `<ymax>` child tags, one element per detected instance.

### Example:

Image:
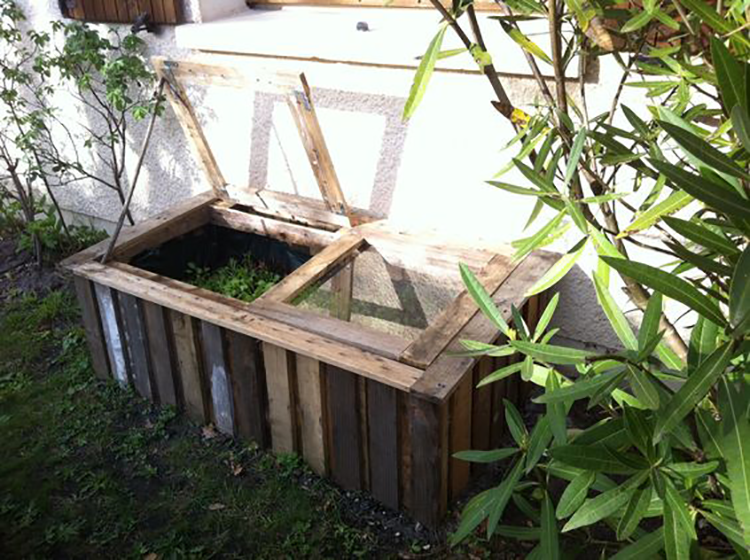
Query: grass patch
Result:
<box><xmin>0</xmin><ymin>288</ymin><xmax>399</xmax><ymax>559</ymax></box>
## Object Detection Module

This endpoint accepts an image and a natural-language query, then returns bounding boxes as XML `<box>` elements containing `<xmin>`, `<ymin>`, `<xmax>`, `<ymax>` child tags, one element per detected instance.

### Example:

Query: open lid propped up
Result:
<box><xmin>152</xmin><ymin>56</ymin><xmax>371</xmax><ymax>228</ymax></box>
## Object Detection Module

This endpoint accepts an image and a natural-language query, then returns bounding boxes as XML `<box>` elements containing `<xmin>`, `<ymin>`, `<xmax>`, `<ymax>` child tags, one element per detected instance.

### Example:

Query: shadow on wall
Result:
<box><xmin>248</xmin><ymin>87</ymin><xmax>408</xmax><ymax>218</ymax></box>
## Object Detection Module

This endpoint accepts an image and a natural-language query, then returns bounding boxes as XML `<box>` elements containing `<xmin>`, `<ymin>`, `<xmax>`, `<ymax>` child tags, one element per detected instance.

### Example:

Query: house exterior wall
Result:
<box><xmin>18</xmin><ymin>0</ymin><xmax>680</xmax><ymax>352</ymax></box>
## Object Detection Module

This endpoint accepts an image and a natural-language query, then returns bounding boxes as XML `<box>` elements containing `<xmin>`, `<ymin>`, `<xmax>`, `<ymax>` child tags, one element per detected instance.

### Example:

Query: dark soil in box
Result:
<box><xmin>129</xmin><ymin>224</ymin><xmax>312</xmax><ymax>301</ymax></box>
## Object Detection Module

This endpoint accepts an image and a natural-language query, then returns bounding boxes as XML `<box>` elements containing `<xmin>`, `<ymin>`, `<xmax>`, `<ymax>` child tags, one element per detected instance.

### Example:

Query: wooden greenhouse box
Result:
<box><xmin>64</xmin><ymin>58</ymin><xmax>557</xmax><ymax>527</ymax></box>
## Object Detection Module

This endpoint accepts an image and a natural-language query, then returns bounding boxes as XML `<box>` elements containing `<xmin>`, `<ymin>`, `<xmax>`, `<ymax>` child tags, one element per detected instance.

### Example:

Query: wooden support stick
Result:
<box><xmin>101</xmin><ymin>78</ymin><xmax>166</xmax><ymax>263</ymax></box>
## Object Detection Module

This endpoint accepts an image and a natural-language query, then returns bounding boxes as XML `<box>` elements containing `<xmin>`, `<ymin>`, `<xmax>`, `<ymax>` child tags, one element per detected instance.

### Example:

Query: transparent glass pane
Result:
<box><xmin>292</xmin><ymin>244</ymin><xmax>465</xmax><ymax>342</ymax></box>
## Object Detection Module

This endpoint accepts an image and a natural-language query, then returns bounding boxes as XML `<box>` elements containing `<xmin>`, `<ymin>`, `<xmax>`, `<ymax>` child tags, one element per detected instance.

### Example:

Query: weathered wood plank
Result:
<box><xmin>253</xmin><ymin>0</ymin><xmax>501</xmax><ymax>10</ymax></box>
<box><xmin>263</xmin><ymin>343</ymin><xmax>296</xmax><ymax>454</ymax></box>
<box><xmin>226</xmin><ymin>330</ymin><xmax>269</xmax><ymax>447</ymax></box>
<box><xmin>118</xmin><ymin>292</ymin><xmax>153</xmax><ymax>399</ymax></box>
<box><xmin>367</xmin><ymin>380</ymin><xmax>399</xmax><ymax>510</ymax></box>
<box><xmin>142</xmin><ymin>301</ymin><xmax>178</xmax><ymax>406</ymax></box>
<box><xmin>74</xmin><ymin>262</ymin><xmax>423</xmax><ymax>391</ymax></box>
<box><xmin>201</xmin><ymin>322</ymin><xmax>235</xmax><ymax>436</ymax></box>
<box><xmin>170</xmin><ymin>311</ymin><xmax>206</xmax><ymax>423</ymax></box>
<box><xmin>208</xmin><ymin>205</ymin><xmax>336</xmax><ymax>250</ymax></box>
<box><xmin>449</xmin><ymin>374</ymin><xmax>473</xmax><ymax>500</ymax></box>
<box><xmin>409</xmin><ymin>396</ymin><xmax>447</xmax><ymax>528</ymax></box>
<box><xmin>400</xmin><ymin>253</ymin><xmax>518</xmax><ymax>369</ymax></box>
<box><xmin>471</xmin><ymin>357</ymin><xmax>493</xmax><ymax>453</ymax></box>
<box><xmin>326</xmin><ymin>365</ymin><xmax>362</xmax><ymax>491</ymax></box>
<box><xmin>73</xmin><ymin>276</ymin><xmax>110</xmax><ymax>380</ymax></box>
<box><xmin>411</xmin><ymin>250</ymin><xmax>559</xmax><ymax>403</ymax></box>
<box><xmin>490</xmin><ymin>355</ymin><xmax>509</xmax><ymax>449</ymax></box>
<box><xmin>398</xmin><ymin>391</ymin><xmax>412</xmax><ymax>511</ymax></box>
<box><xmin>94</xmin><ymin>283</ymin><xmax>129</xmax><ymax>385</ymax></box>
<box><xmin>296</xmin><ymin>355</ymin><xmax>327</xmax><ymax>476</ymax></box>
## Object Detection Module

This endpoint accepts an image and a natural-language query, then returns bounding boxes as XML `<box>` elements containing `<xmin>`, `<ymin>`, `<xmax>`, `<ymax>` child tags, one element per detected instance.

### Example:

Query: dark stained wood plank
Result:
<box><xmin>94</xmin><ymin>283</ymin><xmax>129</xmax><ymax>386</ymax></box>
<box><xmin>226</xmin><ymin>330</ymin><xmax>269</xmax><ymax>447</ymax></box>
<box><xmin>398</xmin><ymin>391</ymin><xmax>412</xmax><ymax>512</ymax></box>
<box><xmin>118</xmin><ymin>292</ymin><xmax>153</xmax><ymax>400</ymax></box>
<box><xmin>170</xmin><ymin>311</ymin><xmax>206</xmax><ymax>423</ymax></box>
<box><xmin>142</xmin><ymin>301</ymin><xmax>178</xmax><ymax>406</ymax></box>
<box><xmin>409</xmin><ymin>395</ymin><xmax>447</xmax><ymax>528</ymax></box>
<box><xmin>367</xmin><ymin>380</ymin><xmax>399</xmax><ymax>510</ymax></box>
<box><xmin>149</xmin><ymin>0</ymin><xmax>165</xmax><ymax>23</ymax></box>
<box><xmin>449</xmin><ymin>374</ymin><xmax>473</xmax><ymax>500</ymax></box>
<box><xmin>161</xmin><ymin>0</ymin><xmax>179</xmax><ymax>24</ymax></box>
<box><xmin>472</xmin><ymin>357</ymin><xmax>493</xmax><ymax>453</ymax></box>
<box><xmin>326</xmin><ymin>365</ymin><xmax>362</xmax><ymax>491</ymax></box>
<box><xmin>490</xmin><ymin>355</ymin><xmax>509</xmax><ymax>449</ymax></box>
<box><xmin>201</xmin><ymin>322</ymin><xmax>235</xmax><ymax>436</ymax></box>
<box><xmin>73</xmin><ymin>276</ymin><xmax>110</xmax><ymax>380</ymax></box>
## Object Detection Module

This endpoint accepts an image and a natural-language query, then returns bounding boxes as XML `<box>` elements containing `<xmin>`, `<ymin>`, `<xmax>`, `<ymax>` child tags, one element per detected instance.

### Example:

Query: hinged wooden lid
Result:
<box><xmin>152</xmin><ymin>57</ymin><xmax>356</xmax><ymax>226</ymax></box>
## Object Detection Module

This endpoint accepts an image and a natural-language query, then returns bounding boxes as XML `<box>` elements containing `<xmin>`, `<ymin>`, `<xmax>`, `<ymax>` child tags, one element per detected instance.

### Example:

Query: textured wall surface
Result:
<box><xmin>16</xmin><ymin>1</ymin><xmax>686</xmax><ymax>352</ymax></box>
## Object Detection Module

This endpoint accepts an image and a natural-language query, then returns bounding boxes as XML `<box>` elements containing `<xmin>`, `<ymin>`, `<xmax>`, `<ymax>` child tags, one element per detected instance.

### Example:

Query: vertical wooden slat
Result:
<box><xmin>409</xmin><ymin>395</ymin><xmax>447</xmax><ymax>527</ymax></box>
<box><xmin>118</xmin><ymin>292</ymin><xmax>153</xmax><ymax>400</ymax></box>
<box><xmin>170</xmin><ymin>311</ymin><xmax>206</xmax><ymax>423</ymax></box>
<box><xmin>326</xmin><ymin>365</ymin><xmax>362</xmax><ymax>491</ymax></box>
<box><xmin>226</xmin><ymin>331</ymin><xmax>269</xmax><ymax>447</ymax></box>
<box><xmin>102</xmin><ymin>0</ymin><xmax>120</xmax><ymax>22</ymax></box>
<box><xmin>201</xmin><ymin>322</ymin><xmax>235</xmax><ymax>436</ymax></box>
<box><xmin>491</xmin><ymin>355</ymin><xmax>509</xmax><ymax>448</ymax></box>
<box><xmin>94</xmin><ymin>283</ymin><xmax>129</xmax><ymax>386</ymax></box>
<box><xmin>472</xmin><ymin>357</ymin><xmax>494</xmax><ymax>453</ymax></box>
<box><xmin>296</xmin><ymin>355</ymin><xmax>327</xmax><ymax>476</ymax></box>
<box><xmin>263</xmin><ymin>343</ymin><xmax>296</xmax><ymax>454</ymax></box>
<box><xmin>358</xmin><ymin>377</ymin><xmax>370</xmax><ymax>491</ymax></box>
<box><xmin>398</xmin><ymin>391</ymin><xmax>412</xmax><ymax>511</ymax></box>
<box><xmin>142</xmin><ymin>301</ymin><xmax>178</xmax><ymax>406</ymax></box>
<box><xmin>161</xmin><ymin>0</ymin><xmax>179</xmax><ymax>26</ymax></box>
<box><xmin>367</xmin><ymin>380</ymin><xmax>399</xmax><ymax>510</ymax></box>
<box><xmin>449</xmin><ymin>373</ymin><xmax>473</xmax><ymax>499</ymax></box>
<box><xmin>149</xmin><ymin>0</ymin><xmax>165</xmax><ymax>22</ymax></box>
<box><xmin>73</xmin><ymin>276</ymin><xmax>110</xmax><ymax>380</ymax></box>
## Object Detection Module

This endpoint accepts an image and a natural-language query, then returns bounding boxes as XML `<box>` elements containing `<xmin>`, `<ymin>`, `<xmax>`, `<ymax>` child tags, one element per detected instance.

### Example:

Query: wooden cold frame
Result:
<box><xmin>65</xmin><ymin>57</ymin><xmax>559</xmax><ymax>528</ymax></box>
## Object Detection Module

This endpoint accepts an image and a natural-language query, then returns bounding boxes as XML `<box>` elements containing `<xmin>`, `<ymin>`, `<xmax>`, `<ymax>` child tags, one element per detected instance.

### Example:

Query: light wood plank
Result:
<box><xmin>171</xmin><ymin>311</ymin><xmax>206</xmax><ymax>423</ymax></box>
<box><xmin>73</xmin><ymin>261</ymin><xmax>423</xmax><ymax>391</ymax></box>
<box><xmin>73</xmin><ymin>276</ymin><xmax>110</xmax><ymax>380</ymax></box>
<box><xmin>94</xmin><ymin>283</ymin><xmax>129</xmax><ymax>385</ymax></box>
<box><xmin>142</xmin><ymin>301</ymin><xmax>178</xmax><ymax>406</ymax></box>
<box><xmin>252</xmin><ymin>0</ymin><xmax>501</xmax><ymax>10</ymax></box>
<box><xmin>118</xmin><ymin>292</ymin><xmax>153</xmax><ymax>399</ymax></box>
<box><xmin>263</xmin><ymin>343</ymin><xmax>296</xmax><ymax>454</ymax></box>
<box><xmin>400</xmin><ymin>253</ymin><xmax>518</xmax><ymax>368</ymax></box>
<box><xmin>296</xmin><ymin>355</ymin><xmax>327</xmax><ymax>475</ymax></box>
<box><xmin>201</xmin><ymin>322</ymin><xmax>235</xmax><ymax>435</ymax></box>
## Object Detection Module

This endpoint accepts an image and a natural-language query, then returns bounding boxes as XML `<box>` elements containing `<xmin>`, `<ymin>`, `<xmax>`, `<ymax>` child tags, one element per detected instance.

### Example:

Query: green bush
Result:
<box><xmin>405</xmin><ymin>1</ymin><xmax>749</xmax><ymax>557</ymax></box>
<box><xmin>186</xmin><ymin>256</ymin><xmax>281</xmax><ymax>303</ymax></box>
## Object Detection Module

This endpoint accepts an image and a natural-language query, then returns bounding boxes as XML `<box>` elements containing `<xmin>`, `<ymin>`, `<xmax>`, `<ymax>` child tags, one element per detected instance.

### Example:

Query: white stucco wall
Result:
<box><xmin>18</xmin><ymin>1</ymin><xmax>690</xmax><ymax>352</ymax></box>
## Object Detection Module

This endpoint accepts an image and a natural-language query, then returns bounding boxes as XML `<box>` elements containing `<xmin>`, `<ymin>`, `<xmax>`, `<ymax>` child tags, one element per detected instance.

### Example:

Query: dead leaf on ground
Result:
<box><xmin>208</xmin><ymin>503</ymin><xmax>226</xmax><ymax>511</ymax></box>
<box><xmin>201</xmin><ymin>424</ymin><xmax>218</xmax><ymax>440</ymax></box>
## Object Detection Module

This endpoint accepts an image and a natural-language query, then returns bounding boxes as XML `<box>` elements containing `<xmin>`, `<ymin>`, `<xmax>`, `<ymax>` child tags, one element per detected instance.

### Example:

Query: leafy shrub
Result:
<box><xmin>405</xmin><ymin>0</ymin><xmax>749</xmax><ymax>557</ymax></box>
<box><xmin>186</xmin><ymin>256</ymin><xmax>281</xmax><ymax>303</ymax></box>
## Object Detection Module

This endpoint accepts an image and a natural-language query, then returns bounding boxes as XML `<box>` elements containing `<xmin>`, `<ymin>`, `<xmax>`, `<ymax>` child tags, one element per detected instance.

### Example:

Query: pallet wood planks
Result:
<box><xmin>170</xmin><ymin>311</ymin><xmax>206</xmax><ymax>423</ymax></box>
<box><xmin>118</xmin><ymin>292</ymin><xmax>153</xmax><ymax>399</ymax></box>
<box><xmin>296</xmin><ymin>355</ymin><xmax>328</xmax><ymax>475</ymax></box>
<box><xmin>201</xmin><ymin>322</ymin><xmax>235</xmax><ymax>435</ymax></box>
<box><xmin>74</xmin><ymin>277</ymin><xmax>110</xmax><ymax>380</ymax></box>
<box><xmin>226</xmin><ymin>330</ymin><xmax>269</xmax><ymax>447</ymax></box>
<box><xmin>142</xmin><ymin>301</ymin><xmax>178</xmax><ymax>406</ymax></box>
<box><xmin>94</xmin><ymin>283</ymin><xmax>129</xmax><ymax>385</ymax></box>
<box><xmin>263</xmin><ymin>343</ymin><xmax>296</xmax><ymax>454</ymax></box>
<box><xmin>326</xmin><ymin>365</ymin><xmax>362</xmax><ymax>491</ymax></box>
<box><xmin>367</xmin><ymin>380</ymin><xmax>399</xmax><ymax>510</ymax></box>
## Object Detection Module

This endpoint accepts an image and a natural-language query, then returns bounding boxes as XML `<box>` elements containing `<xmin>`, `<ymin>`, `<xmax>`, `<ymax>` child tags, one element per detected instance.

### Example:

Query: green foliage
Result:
<box><xmin>186</xmin><ymin>255</ymin><xmax>281</xmax><ymax>303</ymax></box>
<box><xmin>409</xmin><ymin>0</ymin><xmax>750</xmax><ymax>555</ymax></box>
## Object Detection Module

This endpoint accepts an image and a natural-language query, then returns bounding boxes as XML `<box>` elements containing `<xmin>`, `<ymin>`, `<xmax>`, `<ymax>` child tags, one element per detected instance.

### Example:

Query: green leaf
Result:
<box><xmin>549</xmin><ymin>445</ymin><xmax>642</xmax><ymax>474</ymax></box>
<box><xmin>729</xmin><ymin>247</ymin><xmax>750</xmax><ymax>333</ymax></box>
<box><xmin>546</xmin><ymin>372</ymin><xmax>567</xmax><ymax>445</ymax></box>
<box><xmin>513</xmin><ymin>211</ymin><xmax>567</xmax><ymax>263</ymax></box>
<box><xmin>533</xmin><ymin>293</ymin><xmax>559</xmax><ymax>342</ymax></box>
<box><xmin>488</xmin><ymin>181</ymin><xmax>554</xmax><ymax>197</ymax></box>
<box><xmin>601</xmin><ymin>256</ymin><xmax>727</xmax><ymax>327</ymax></box>
<box><xmin>617</xmin><ymin>486</ymin><xmax>652</xmax><ymax>540</ymax></box>
<box><xmin>541</xmin><ymin>492</ymin><xmax>560</xmax><ymax>560</ymax></box>
<box><xmin>650</xmin><ymin>159</ymin><xmax>750</xmax><ymax>223</ymax></box>
<box><xmin>682</xmin><ymin>0</ymin><xmax>733</xmax><ymax>35</ymax></box>
<box><xmin>593</xmin><ymin>273</ymin><xmax>638</xmax><ymax>350</ymax></box>
<box><xmin>732</xmin><ymin>105</ymin><xmax>750</xmax><ymax>153</ymax></box>
<box><xmin>495</xmin><ymin>525</ymin><xmax>541</xmax><ymax>540</ymax></box>
<box><xmin>562</xmin><ymin>474</ymin><xmax>644</xmax><ymax>532</ymax></box>
<box><xmin>628</xmin><ymin>366</ymin><xmax>660</xmax><ymax>410</ymax></box>
<box><xmin>622</xmin><ymin>105</ymin><xmax>651</xmax><ymax>137</ymax></box>
<box><xmin>525</xmin><ymin>239</ymin><xmax>588</xmax><ymax>297</ymax></box>
<box><xmin>620</xmin><ymin>10</ymin><xmax>653</xmax><ymax>33</ymax></box>
<box><xmin>499</xmin><ymin>22</ymin><xmax>552</xmax><ymax>64</ymax></box>
<box><xmin>511</xmin><ymin>340</ymin><xmax>595</xmax><ymax>365</ymax></box>
<box><xmin>663</xmin><ymin>216</ymin><xmax>740</xmax><ymax>256</ymax></box>
<box><xmin>718</xmin><ymin>378</ymin><xmax>750</xmax><ymax>544</ymax></box>
<box><xmin>435</xmin><ymin>48</ymin><xmax>466</xmax><ymax>60</ymax></box>
<box><xmin>487</xmin><ymin>459</ymin><xmax>526</xmax><ymax>537</ymax></box>
<box><xmin>664</xmin><ymin>489</ymin><xmax>692</xmax><ymax>560</ymax></box>
<box><xmin>460</xmin><ymin>262</ymin><xmax>510</xmax><ymax>336</ymax></box>
<box><xmin>665</xmin><ymin>479</ymin><xmax>697</xmax><ymax>539</ymax></box>
<box><xmin>610</xmin><ymin>528</ymin><xmax>664</xmax><ymax>560</ymax></box>
<box><xmin>702</xmin><ymin>510</ymin><xmax>749</xmax><ymax>551</ymax></box>
<box><xmin>638</xmin><ymin>292</ymin><xmax>662</xmax><ymax>352</ymax></box>
<box><xmin>668</xmin><ymin>460</ymin><xmax>719</xmax><ymax>478</ymax></box>
<box><xmin>450</xmin><ymin>487</ymin><xmax>495</xmax><ymax>544</ymax></box>
<box><xmin>526</xmin><ymin>416</ymin><xmax>553</xmax><ymax>473</ymax></box>
<box><xmin>556</xmin><ymin>471</ymin><xmax>595</xmax><ymax>519</ymax></box>
<box><xmin>402</xmin><ymin>24</ymin><xmax>447</xmax><ymax>121</ymax></box>
<box><xmin>534</xmin><ymin>370</ymin><xmax>621</xmax><ymax>404</ymax></box>
<box><xmin>653</xmin><ymin>342</ymin><xmax>734</xmax><ymax>442</ymax></box>
<box><xmin>453</xmin><ymin>448</ymin><xmax>519</xmax><ymax>463</ymax></box>
<box><xmin>477</xmin><ymin>362</ymin><xmax>524</xmax><ymax>387</ymax></box>
<box><xmin>564</xmin><ymin>129</ymin><xmax>587</xmax><ymax>189</ymax></box>
<box><xmin>505</xmin><ymin>399</ymin><xmax>528</xmax><ymax>447</ymax></box>
<box><xmin>620</xmin><ymin>190</ymin><xmax>693</xmax><ymax>237</ymax></box>
<box><xmin>659</xmin><ymin>120</ymin><xmax>749</xmax><ymax>180</ymax></box>
<box><xmin>688</xmin><ymin>315</ymin><xmax>718</xmax><ymax>369</ymax></box>
<box><xmin>711</xmin><ymin>37</ymin><xmax>748</xmax><ymax>113</ymax></box>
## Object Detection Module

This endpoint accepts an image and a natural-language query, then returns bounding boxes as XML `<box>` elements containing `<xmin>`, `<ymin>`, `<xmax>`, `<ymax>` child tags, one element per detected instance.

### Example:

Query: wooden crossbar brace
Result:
<box><xmin>151</xmin><ymin>57</ymin><xmax>354</xmax><ymax>226</ymax></box>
